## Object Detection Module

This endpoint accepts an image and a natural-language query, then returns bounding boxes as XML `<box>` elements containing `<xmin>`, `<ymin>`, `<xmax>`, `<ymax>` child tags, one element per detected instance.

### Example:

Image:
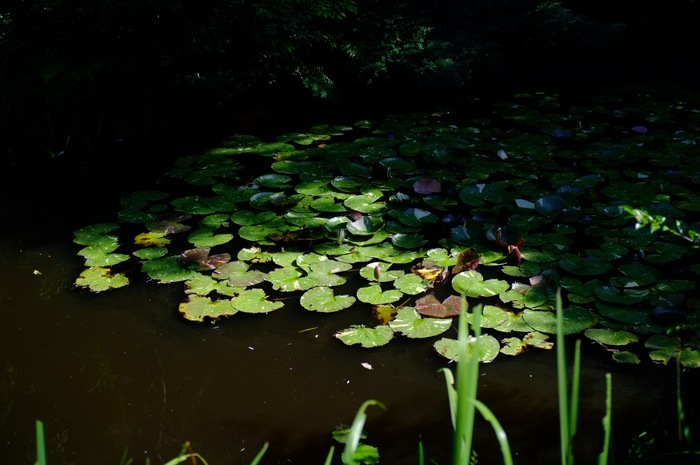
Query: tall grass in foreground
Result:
<box><xmin>442</xmin><ymin>290</ymin><xmax>613</xmax><ymax>465</ymax></box>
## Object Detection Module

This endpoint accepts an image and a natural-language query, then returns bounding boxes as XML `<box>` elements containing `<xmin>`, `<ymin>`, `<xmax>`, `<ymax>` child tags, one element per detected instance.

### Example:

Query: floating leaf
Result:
<box><xmin>413</xmin><ymin>178</ymin><xmax>442</xmax><ymax>194</ymax></box>
<box><xmin>389</xmin><ymin>307</ymin><xmax>452</xmax><ymax>338</ymax></box>
<box><xmin>213</xmin><ymin>261</ymin><xmax>266</xmax><ymax>287</ymax></box>
<box><xmin>335</xmin><ymin>325</ymin><xmax>394</xmax><ymax>348</ymax></box>
<box><xmin>433</xmin><ymin>334</ymin><xmax>501</xmax><ymax>363</ymax></box>
<box><xmin>231</xmin><ymin>289</ymin><xmax>284</xmax><ymax>313</ymax></box>
<box><xmin>346</xmin><ymin>216</ymin><xmax>385</xmax><ymax>235</ymax></box>
<box><xmin>373</xmin><ymin>304</ymin><xmax>398</xmax><ymax>324</ymax></box>
<box><xmin>75</xmin><ymin>267</ymin><xmax>129</xmax><ymax>292</ymax></box>
<box><xmin>522</xmin><ymin>306</ymin><xmax>595</xmax><ymax>334</ymax></box>
<box><xmin>179</xmin><ymin>295</ymin><xmax>237</xmax><ymax>322</ymax></box>
<box><xmin>584</xmin><ymin>328</ymin><xmax>638</xmax><ymax>346</ymax></box>
<box><xmin>141</xmin><ymin>256</ymin><xmax>198</xmax><ymax>283</ymax></box>
<box><xmin>393</xmin><ymin>273</ymin><xmax>429</xmax><ymax>295</ymax></box>
<box><xmin>300</xmin><ymin>287</ymin><xmax>356</xmax><ymax>312</ymax></box>
<box><xmin>452</xmin><ymin>270</ymin><xmax>510</xmax><ymax>298</ymax></box>
<box><xmin>134</xmin><ymin>231</ymin><xmax>170</xmax><ymax>247</ymax></box>
<box><xmin>415</xmin><ymin>294</ymin><xmax>462</xmax><ymax>318</ymax></box>
<box><xmin>356</xmin><ymin>284</ymin><xmax>403</xmax><ymax>304</ymax></box>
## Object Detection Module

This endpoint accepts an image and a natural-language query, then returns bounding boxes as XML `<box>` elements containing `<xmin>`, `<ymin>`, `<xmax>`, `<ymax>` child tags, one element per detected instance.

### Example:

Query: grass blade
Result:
<box><xmin>35</xmin><ymin>420</ymin><xmax>47</xmax><ymax>465</ymax></box>
<box><xmin>452</xmin><ymin>298</ymin><xmax>481</xmax><ymax>465</ymax></box>
<box><xmin>470</xmin><ymin>399</ymin><xmax>514</xmax><ymax>465</ymax></box>
<box><xmin>598</xmin><ymin>373</ymin><xmax>612</xmax><ymax>465</ymax></box>
<box><xmin>556</xmin><ymin>288</ymin><xmax>572</xmax><ymax>465</ymax></box>
<box><xmin>323</xmin><ymin>446</ymin><xmax>335</xmax><ymax>465</ymax></box>
<box><xmin>248</xmin><ymin>442</ymin><xmax>269</xmax><ymax>465</ymax></box>
<box><xmin>569</xmin><ymin>339</ymin><xmax>581</xmax><ymax>441</ymax></box>
<box><xmin>342</xmin><ymin>399</ymin><xmax>385</xmax><ymax>464</ymax></box>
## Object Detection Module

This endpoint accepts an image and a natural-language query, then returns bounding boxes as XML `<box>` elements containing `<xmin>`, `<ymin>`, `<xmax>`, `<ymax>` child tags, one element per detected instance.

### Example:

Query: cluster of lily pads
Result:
<box><xmin>73</xmin><ymin>87</ymin><xmax>700</xmax><ymax>367</ymax></box>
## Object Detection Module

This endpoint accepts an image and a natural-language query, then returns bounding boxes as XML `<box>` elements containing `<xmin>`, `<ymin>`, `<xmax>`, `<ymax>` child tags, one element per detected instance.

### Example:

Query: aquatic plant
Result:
<box><xmin>72</xmin><ymin>88</ymin><xmax>700</xmax><ymax>366</ymax></box>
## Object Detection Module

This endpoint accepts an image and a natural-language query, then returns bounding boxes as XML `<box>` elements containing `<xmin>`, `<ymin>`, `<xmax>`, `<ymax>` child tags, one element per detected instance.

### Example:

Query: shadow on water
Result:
<box><xmin>1</xmin><ymin>97</ymin><xmax>698</xmax><ymax>465</ymax></box>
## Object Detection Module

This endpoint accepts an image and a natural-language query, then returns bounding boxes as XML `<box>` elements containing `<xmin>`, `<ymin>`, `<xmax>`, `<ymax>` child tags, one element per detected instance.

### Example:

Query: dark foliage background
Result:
<box><xmin>1</xmin><ymin>0</ymin><xmax>699</xmax><ymax>165</ymax></box>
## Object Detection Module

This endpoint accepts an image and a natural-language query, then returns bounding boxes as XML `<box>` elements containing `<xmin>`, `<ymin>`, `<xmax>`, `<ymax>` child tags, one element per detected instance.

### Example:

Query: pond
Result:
<box><xmin>1</xmin><ymin>85</ymin><xmax>699</xmax><ymax>465</ymax></box>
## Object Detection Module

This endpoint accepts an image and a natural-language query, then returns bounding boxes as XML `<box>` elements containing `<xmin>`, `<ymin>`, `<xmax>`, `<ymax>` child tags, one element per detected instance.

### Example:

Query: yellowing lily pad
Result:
<box><xmin>75</xmin><ymin>266</ymin><xmax>129</xmax><ymax>292</ymax></box>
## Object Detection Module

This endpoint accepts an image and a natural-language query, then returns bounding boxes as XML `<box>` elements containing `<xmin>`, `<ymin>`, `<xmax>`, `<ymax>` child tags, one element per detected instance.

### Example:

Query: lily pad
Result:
<box><xmin>584</xmin><ymin>328</ymin><xmax>638</xmax><ymax>346</ymax></box>
<box><xmin>452</xmin><ymin>270</ymin><xmax>510</xmax><ymax>298</ymax></box>
<box><xmin>300</xmin><ymin>287</ymin><xmax>356</xmax><ymax>312</ymax></box>
<box><xmin>415</xmin><ymin>294</ymin><xmax>462</xmax><ymax>318</ymax></box>
<box><xmin>356</xmin><ymin>284</ymin><xmax>403</xmax><ymax>304</ymax></box>
<box><xmin>179</xmin><ymin>295</ymin><xmax>238</xmax><ymax>322</ymax></box>
<box><xmin>231</xmin><ymin>288</ymin><xmax>284</xmax><ymax>313</ymax></box>
<box><xmin>75</xmin><ymin>266</ymin><xmax>129</xmax><ymax>292</ymax></box>
<box><xmin>389</xmin><ymin>307</ymin><xmax>452</xmax><ymax>338</ymax></box>
<box><xmin>335</xmin><ymin>325</ymin><xmax>394</xmax><ymax>348</ymax></box>
<box><xmin>433</xmin><ymin>334</ymin><xmax>501</xmax><ymax>363</ymax></box>
<box><xmin>522</xmin><ymin>306</ymin><xmax>595</xmax><ymax>334</ymax></box>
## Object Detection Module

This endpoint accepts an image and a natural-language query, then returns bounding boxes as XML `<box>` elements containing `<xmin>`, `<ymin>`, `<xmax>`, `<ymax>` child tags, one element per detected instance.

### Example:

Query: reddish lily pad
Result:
<box><xmin>415</xmin><ymin>294</ymin><xmax>462</xmax><ymax>318</ymax></box>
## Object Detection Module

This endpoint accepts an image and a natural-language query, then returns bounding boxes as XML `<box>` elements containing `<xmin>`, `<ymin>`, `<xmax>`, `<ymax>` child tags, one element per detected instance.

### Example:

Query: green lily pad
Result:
<box><xmin>300</xmin><ymin>287</ymin><xmax>356</xmax><ymax>312</ymax></box>
<box><xmin>452</xmin><ymin>270</ymin><xmax>510</xmax><ymax>298</ymax></box>
<box><xmin>331</xmin><ymin>176</ymin><xmax>367</xmax><ymax>193</ymax></box>
<box><xmin>187</xmin><ymin>228</ymin><xmax>234</xmax><ymax>248</ymax></box>
<box><xmin>346</xmin><ymin>216</ymin><xmax>385</xmax><ymax>235</ymax></box>
<box><xmin>594</xmin><ymin>285</ymin><xmax>651</xmax><ymax>305</ymax></box>
<box><xmin>388</xmin><ymin>208</ymin><xmax>440</xmax><ymax>227</ymax></box>
<box><xmin>389</xmin><ymin>307</ymin><xmax>452</xmax><ymax>338</ymax></box>
<box><xmin>584</xmin><ymin>328</ymin><xmax>638</xmax><ymax>345</ymax></box>
<box><xmin>73</xmin><ymin>223</ymin><xmax>121</xmax><ymax>245</ymax></box>
<box><xmin>645</xmin><ymin>334</ymin><xmax>681</xmax><ymax>364</ymax></box>
<box><xmin>344</xmin><ymin>189</ymin><xmax>386</xmax><ymax>213</ymax></box>
<box><xmin>179</xmin><ymin>295</ymin><xmax>238</xmax><ymax>322</ymax></box>
<box><xmin>266</xmin><ymin>267</ymin><xmax>315</xmax><ymax>292</ymax></box>
<box><xmin>393</xmin><ymin>273</ymin><xmax>429</xmax><ymax>295</ymax></box>
<box><xmin>133</xmin><ymin>247</ymin><xmax>168</xmax><ymax>260</ymax></box>
<box><xmin>534</xmin><ymin>195</ymin><xmax>567</xmax><ymax>216</ymax></box>
<box><xmin>212</xmin><ymin>261</ymin><xmax>267</xmax><ymax>287</ymax></box>
<box><xmin>356</xmin><ymin>284</ymin><xmax>403</xmax><ymax>304</ymax></box>
<box><xmin>391</xmin><ymin>233</ymin><xmax>429</xmax><ymax>249</ymax></box>
<box><xmin>433</xmin><ymin>334</ymin><xmax>501</xmax><ymax>363</ymax></box>
<box><xmin>359</xmin><ymin>262</ymin><xmax>404</xmax><ymax>283</ymax></box>
<box><xmin>595</xmin><ymin>301</ymin><xmax>650</xmax><ymax>325</ymax></box>
<box><xmin>231</xmin><ymin>288</ymin><xmax>284</xmax><ymax>313</ymax></box>
<box><xmin>170</xmin><ymin>196</ymin><xmax>217</xmax><ymax>215</ymax></box>
<box><xmin>184</xmin><ymin>274</ymin><xmax>240</xmax><ymax>297</ymax></box>
<box><xmin>141</xmin><ymin>256</ymin><xmax>198</xmax><ymax>283</ymax></box>
<box><xmin>78</xmin><ymin>246</ymin><xmax>130</xmax><ymax>267</ymax></box>
<box><xmin>558</xmin><ymin>253</ymin><xmax>613</xmax><ymax>276</ymax></box>
<box><xmin>611</xmin><ymin>351</ymin><xmax>641</xmax><ymax>364</ymax></box>
<box><xmin>301</xmin><ymin>258</ymin><xmax>353</xmax><ymax>287</ymax></box>
<box><xmin>335</xmin><ymin>325</ymin><xmax>394</xmax><ymax>348</ymax></box>
<box><xmin>522</xmin><ymin>306</ymin><xmax>595</xmax><ymax>334</ymax></box>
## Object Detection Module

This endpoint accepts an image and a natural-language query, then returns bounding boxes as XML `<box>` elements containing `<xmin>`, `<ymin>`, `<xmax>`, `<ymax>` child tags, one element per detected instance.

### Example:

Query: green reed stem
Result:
<box><xmin>35</xmin><ymin>420</ymin><xmax>47</xmax><ymax>465</ymax></box>
<box><xmin>556</xmin><ymin>287</ymin><xmax>576</xmax><ymax>465</ymax></box>
<box><xmin>248</xmin><ymin>442</ymin><xmax>269</xmax><ymax>465</ymax></box>
<box><xmin>452</xmin><ymin>297</ymin><xmax>481</xmax><ymax>465</ymax></box>
<box><xmin>342</xmin><ymin>399</ymin><xmax>385</xmax><ymax>465</ymax></box>
<box><xmin>598</xmin><ymin>373</ymin><xmax>612</xmax><ymax>465</ymax></box>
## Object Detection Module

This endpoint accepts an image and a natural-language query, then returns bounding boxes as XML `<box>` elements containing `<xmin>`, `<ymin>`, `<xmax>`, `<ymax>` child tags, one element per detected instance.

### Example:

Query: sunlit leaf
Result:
<box><xmin>300</xmin><ymin>287</ymin><xmax>356</xmax><ymax>312</ymax></box>
<box><xmin>75</xmin><ymin>266</ymin><xmax>129</xmax><ymax>292</ymax></box>
<box><xmin>335</xmin><ymin>325</ymin><xmax>394</xmax><ymax>348</ymax></box>
<box><xmin>415</xmin><ymin>294</ymin><xmax>461</xmax><ymax>318</ymax></box>
<box><xmin>389</xmin><ymin>307</ymin><xmax>452</xmax><ymax>338</ymax></box>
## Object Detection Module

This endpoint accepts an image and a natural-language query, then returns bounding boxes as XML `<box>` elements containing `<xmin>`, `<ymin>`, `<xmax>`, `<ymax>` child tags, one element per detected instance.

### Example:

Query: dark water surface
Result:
<box><xmin>1</xmin><ymin>97</ymin><xmax>697</xmax><ymax>465</ymax></box>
